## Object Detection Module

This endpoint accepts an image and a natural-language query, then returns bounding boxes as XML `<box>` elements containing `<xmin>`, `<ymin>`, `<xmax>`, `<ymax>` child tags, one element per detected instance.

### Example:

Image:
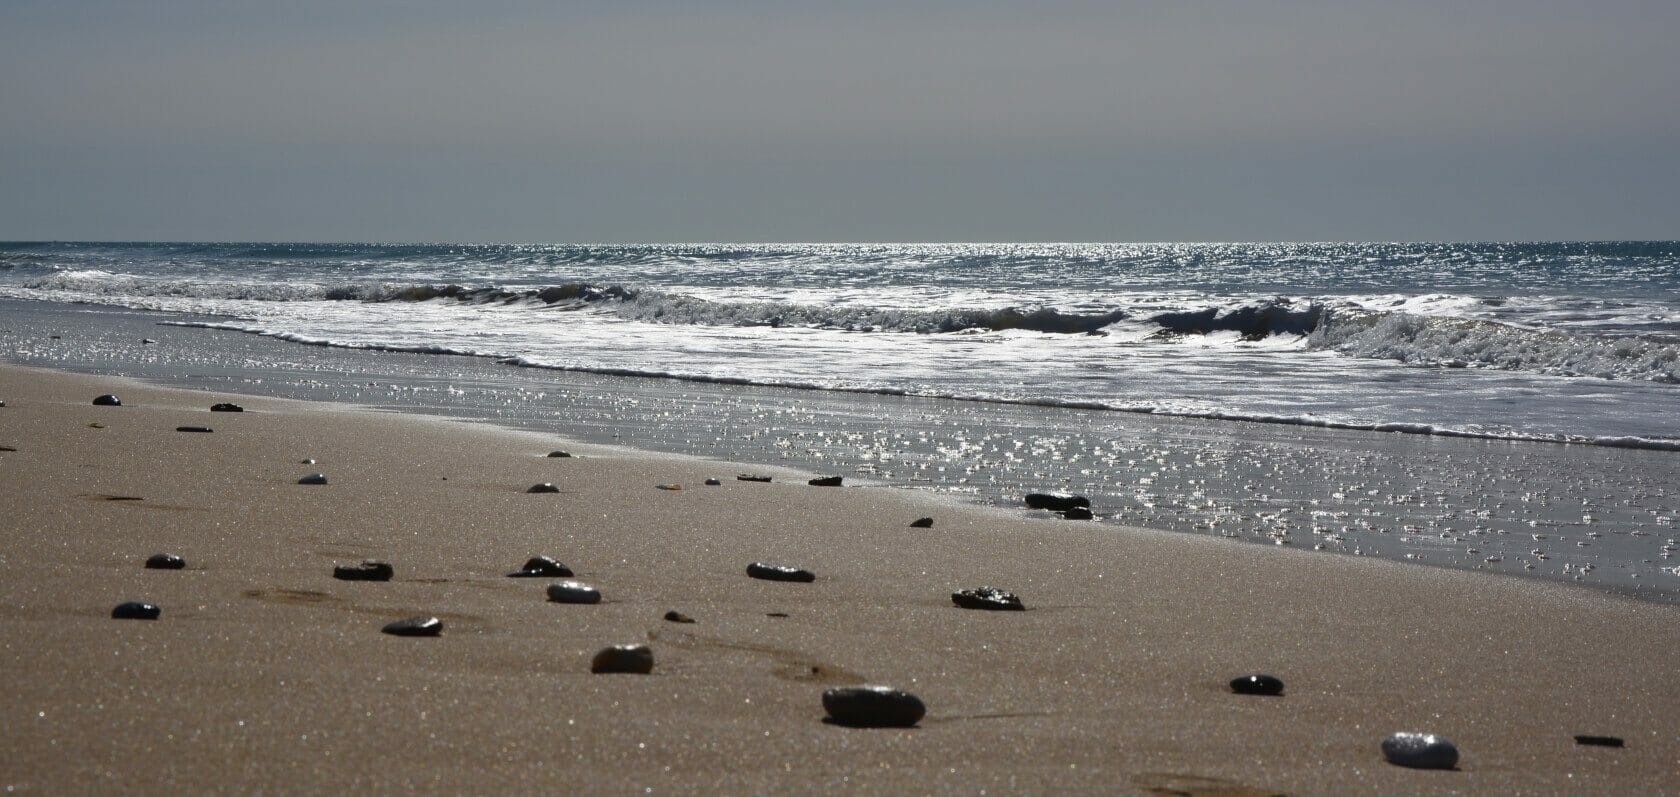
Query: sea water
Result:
<box><xmin>3</xmin><ymin>241</ymin><xmax>1679</xmax><ymax>599</ymax></box>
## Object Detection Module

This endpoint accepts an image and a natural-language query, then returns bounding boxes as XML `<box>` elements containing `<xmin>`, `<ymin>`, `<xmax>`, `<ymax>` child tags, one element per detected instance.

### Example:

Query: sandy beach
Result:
<box><xmin>1</xmin><ymin>362</ymin><xmax>1675</xmax><ymax>794</ymax></box>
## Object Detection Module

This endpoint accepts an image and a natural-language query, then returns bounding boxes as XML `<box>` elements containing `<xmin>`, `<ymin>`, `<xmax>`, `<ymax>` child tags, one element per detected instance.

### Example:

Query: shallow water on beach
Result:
<box><xmin>5</xmin><ymin>298</ymin><xmax>1679</xmax><ymax>604</ymax></box>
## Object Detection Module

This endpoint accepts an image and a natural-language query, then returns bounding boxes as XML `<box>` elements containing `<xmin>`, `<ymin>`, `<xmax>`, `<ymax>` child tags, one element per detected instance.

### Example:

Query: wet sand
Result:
<box><xmin>0</xmin><ymin>363</ymin><xmax>1675</xmax><ymax>794</ymax></box>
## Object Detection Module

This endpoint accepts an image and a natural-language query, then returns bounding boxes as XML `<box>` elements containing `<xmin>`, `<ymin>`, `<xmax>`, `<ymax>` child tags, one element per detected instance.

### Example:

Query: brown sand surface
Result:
<box><xmin>1</xmin><ymin>363</ymin><xmax>1675</xmax><ymax>795</ymax></box>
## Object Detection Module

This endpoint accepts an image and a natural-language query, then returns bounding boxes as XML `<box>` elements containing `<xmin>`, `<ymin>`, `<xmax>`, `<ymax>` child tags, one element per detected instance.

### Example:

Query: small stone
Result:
<box><xmin>591</xmin><ymin>644</ymin><xmax>654</xmax><ymax>674</ymax></box>
<box><xmin>546</xmin><ymin>580</ymin><xmax>602</xmax><ymax>604</ymax></box>
<box><xmin>300</xmin><ymin>458</ymin><xmax>316</xmax><ymax>465</ymax></box>
<box><xmin>546</xmin><ymin>450</ymin><xmax>573</xmax><ymax>458</ymax></box>
<box><xmin>92</xmin><ymin>394</ymin><xmax>122</xmax><ymax>406</ymax></box>
<box><xmin>382</xmin><ymin>616</ymin><xmax>443</xmax><ymax>637</ymax></box>
<box><xmin>822</xmin><ymin>686</ymin><xmax>926</xmax><ymax>728</ymax></box>
<box><xmin>176</xmin><ymin>426</ymin><xmax>213</xmax><ymax>433</ymax></box>
<box><xmin>1381</xmin><ymin>732</ymin><xmax>1460</xmax><ymax>770</ymax></box>
<box><xmin>333</xmin><ymin>560</ymin><xmax>394</xmax><ymax>581</ymax></box>
<box><xmin>298</xmin><ymin>472</ymin><xmax>328</xmax><ymax>485</ymax></box>
<box><xmin>1574</xmin><ymin>735</ymin><xmax>1625</xmax><ymax>747</ymax></box>
<box><xmin>808</xmin><ymin>476</ymin><xmax>843</xmax><ymax>487</ymax></box>
<box><xmin>507</xmin><ymin>556</ymin><xmax>573</xmax><ymax>578</ymax></box>
<box><xmin>111</xmin><ymin>601</ymin><xmax>161</xmax><ymax>620</ymax></box>
<box><xmin>144</xmin><ymin>553</ymin><xmax>186</xmax><ymax>570</ymax></box>
<box><xmin>951</xmin><ymin>586</ymin><xmax>1025</xmax><ymax>611</ymax></box>
<box><xmin>1025</xmin><ymin>493</ymin><xmax>1089</xmax><ymax>512</ymax></box>
<box><xmin>1063</xmin><ymin>506</ymin><xmax>1094</xmax><ymax>520</ymax></box>
<box><xmin>737</xmin><ymin>474</ymin><xmax>772</xmax><ymax>483</ymax></box>
<box><xmin>704</xmin><ymin>478</ymin><xmax>722</xmax><ymax>486</ymax></box>
<box><xmin>0</xmin><ymin>400</ymin><xmax>7</xmax><ymax>407</ymax></box>
<box><xmin>142</xmin><ymin>338</ymin><xmax>156</xmax><ymax>344</ymax></box>
<box><xmin>747</xmin><ymin>562</ymin><xmax>816</xmax><ymax>582</ymax></box>
<box><xmin>527</xmin><ymin>482</ymin><xmax>560</xmax><ymax>493</ymax></box>
<box><xmin>663</xmin><ymin>610</ymin><xmax>695</xmax><ymax>623</ymax></box>
<box><xmin>656</xmin><ymin>483</ymin><xmax>682</xmax><ymax>491</ymax></box>
<box><xmin>1230</xmin><ymin>674</ymin><xmax>1284</xmax><ymax>696</ymax></box>
<box><xmin>210</xmin><ymin>403</ymin><xmax>244</xmax><ymax>412</ymax></box>
<box><xmin>909</xmin><ymin>517</ymin><xmax>934</xmax><ymax>528</ymax></box>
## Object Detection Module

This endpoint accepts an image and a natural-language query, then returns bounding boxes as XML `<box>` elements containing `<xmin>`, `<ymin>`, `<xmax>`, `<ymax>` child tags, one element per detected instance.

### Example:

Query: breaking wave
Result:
<box><xmin>1309</xmin><ymin>308</ymin><xmax>1680</xmax><ymax>383</ymax></box>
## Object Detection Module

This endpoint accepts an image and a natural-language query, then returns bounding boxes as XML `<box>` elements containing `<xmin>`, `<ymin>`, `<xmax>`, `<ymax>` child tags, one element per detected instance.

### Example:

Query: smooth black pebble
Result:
<box><xmin>822</xmin><ymin>686</ymin><xmax>926</xmax><ymax>728</ymax></box>
<box><xmin>546</xmin><ymin>580</ymin><xmax>602</xmax><ymax>604</ymax></box>
<box><xmin>747</xmin><ymin>562</ymin><xmax>816</xmax><ymax>582</ymax></box>
<box><xmin>112</xmin><ymin>601</ymin><xmax>160</xmax><ymax>620</ymax></box>
<box><xmin>1230</xmin><ymin>674</ymin><xmax>1284</xmax><ymax>696</ymax></box>
<box><xmin>210</xmin><ymin>403</ymin><xmax>244</xmax><ymax>412</ymax></box>
<box><xmin>909</xmin><ymin>517</ymin><xmax>934</xmax><ymax>528</ymax></box>
<box><xmin>1574</xmin><ymin>735</ymin><xmax>1624</xmax><ymax>747</ymax></box>
<box><xmin>808</xmin><ymin>476</ymin><xmax>842</xmax><ymax>487</ymax></box>
<box><xmin>527</xmin><ymin>482</ymin><xmax>560</xmax><ymax>493</ymax></box>
<box><xmin>546</xmin><ymin>451</ymin><xmax>572</xmax><ymax>458</ymax></box>
<box><xmin>144</xmin><ymin>553</ymin><xmax>186</xmax><ymax>570</ymax></box>
<box><xmin>737</xmin><ymin>474</ymin><xmax>772</xmax><ymax>483</ymax></box>
<box><xmin>1381</xmin><ymin>732</ymin><xmax>1460</xmax><ymax>769</ymax></box>
<box><xmin>92</xmin><ymin>394</ymin><xmax>122</xmax><ymax>406</ymax></box>
<box><xmin>508</xmin><ymin>556</ymin><xmax>573</xmax><ymax>578</ymax></box>
<box><xmin>1024</xmin><ymin>493</ymin><xmax>1089</xmax><ymax>511</ymax></box>
<box><xmin>176</xmin><ymin>426</ymin><xmax>213</xmax><ymax>433</ymax></box>
<box><xmin>298</xmin><ymin>472</ymin><xmax>328</xmax><ymax>485</ymax></box>
<box><xmin>704</xmin><ymin>478</ymin><xmax>722</xmax><ymax>486</ymax></box>
<box><xmin>951</xmin><ymin>586</ymin><xmax>1025</xmax><ymax>611</ymax></box>
<box><xmin>333</xmin><ymin>560</ymin><xmax>394</xmax><ymax>581</ymax></box>
<box><xmin>591</xmin><ymin>644</ymin><xmax>654</xmax><ymax>674</ymax></box>
<box><xmin>664</xmin><ymin>610</ymin><xmax>696</xmax><ymax>623</ymax></box>
<box><xmin>1062</xmin><ymin>506</ymin><xmax>1094</xmax><ymax>520</ymax></box>
<box><xmin>382</xmin><ymin>616</ymin><xmax>442</xmax><ymax>637</ymax></box>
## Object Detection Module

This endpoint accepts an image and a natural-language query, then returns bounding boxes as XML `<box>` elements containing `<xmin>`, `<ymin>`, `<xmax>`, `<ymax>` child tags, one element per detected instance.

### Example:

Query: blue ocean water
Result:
<box><xmin>4</xmin><ymin>241</ymin><xmax>1678</xmax><ymax>446</ymax></box>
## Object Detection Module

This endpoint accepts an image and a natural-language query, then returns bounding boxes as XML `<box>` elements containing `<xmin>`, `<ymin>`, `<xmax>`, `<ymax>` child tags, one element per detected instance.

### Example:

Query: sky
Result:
<box><xmin>1</xmin><ymin>0</ymin><xmax>1676</xmax><ymax>243</ymax></box>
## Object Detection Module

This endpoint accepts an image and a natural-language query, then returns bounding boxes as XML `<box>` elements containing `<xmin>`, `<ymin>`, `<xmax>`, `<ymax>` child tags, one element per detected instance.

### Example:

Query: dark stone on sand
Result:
<box><xmin>1574</xmin><ymin>735</ymin><xmax>1625</xmax><ymax>747</ymax></box>
<box><xmin>297</xmin><ymin>472</ymin><xmax>328</xmax><ymax>485</ymax></box>
<box><xmin>333</xmin><ymin>560</ymin><xmax>394</xmax><ymax>581</ymax></box>
<box><xmin>176</xmin><ymin>426</ymin><xmax>213</xmax><ymax>433</ymax></box>
<box><xmin>1381</xmin><ymin>732</ymin><xmax>1460</xmax><ymax>769</ymax></box>
<box><xmin>382</xmin><ymin>616</ymin><xmax>443</xmax><ymax>637</ymax></box>
<box><xmin>546</xmin><ymin>451</ymin><xmax>572</xmax><ymax>458</ymax></box>
<box><xmin>664</xmin><ymin>610</ymin><xmax>695</xmax><ymax>623</ymax></box>
<box><xmin>92</xmin><ymin>394</ymin><xmax>122</xmax><ymax>406</ymax></box>
<box><xmin>144</xmin><ymin>553</ymin><xmax>186</xmax><ymax>570</ymax></box>
<box><xmin>112</xmin><ymin>601</ymin><xmax>161</xmax><ymax>620</ymax></box>
<box><xmin>737</xmin><ymin>474</ymin><xmax>772</xmax><ymax>483</ymax></box>
<box><xmin>1230</xmin><ymin>674</ymin><xmax>1284</xmax><ymax>696</ymax></box>
<box><xmin>527</xmin><ymin>482</ymin><xmax>560</xmax><ymax>493</ymax></box>
<box><xmin>822</xmin><ymin>686</ymin><xmax>926</xmax><ymax>728</ymax></box>
<box><xmin>909</xmin><ymin>517</ymin><xmax>934</xmax><ymax>528</ymax></box>
<box><xmin>808</xmin><ymin>476</ymin><xmax>843</xmax><ymax>487</ymax></box>
<box><xmin>0</xmin><ymin>400</ymin><xmax>6</xmax><ymax>407</ymax></box>
<box><xmin>747</xmin><ymin>562</ymin><xmax>816</xmax><ymax>583</ymax></box>
<box><xmin>507</xmin><ymin>556</ymin><xmax>573</xmax><ymax>578</ymax></box>
<box><xmin>1063</xmin><ymin>506</ymin><xmax>1094</xmax><ymax>520</ymax></box>
<box><xmin>704</xmin><ymin>478</ymin><xmax>721</xmax><ymax>486</ymax></box>
<box><xmin>546</xmin><ymin>580</ymin><xmax>602</xmax><ymax>604</ymax></box>
<box><xmin>1025</xmin><ymin>493</ymin><xmax>1089</xmax><ymax>511</ymax></box>
<box><xmin>591</xmin><ymin>644</ymin><xmax>655</xmax><ymax>674</ymax></box>
<box><xmin>951</xmin><ymin>586</ymin><xmax>1025</xmax><ymax>611</ymax></box>
<box><xmin>210</xmin><ymin>403</ymin><xmax>244</xmax><ymax>412</ymax></box>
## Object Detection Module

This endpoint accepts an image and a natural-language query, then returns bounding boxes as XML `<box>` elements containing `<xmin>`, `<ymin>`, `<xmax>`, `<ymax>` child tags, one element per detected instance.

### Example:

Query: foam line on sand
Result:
<box><xmin>0</xmin><ymin>364</ymin><xmax>1675</xmax><ymax>794</ymax></box>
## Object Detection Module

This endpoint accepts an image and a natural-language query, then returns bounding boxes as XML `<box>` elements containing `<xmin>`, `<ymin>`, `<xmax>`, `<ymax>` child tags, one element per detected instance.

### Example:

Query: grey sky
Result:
<box><xmin>2</xmin><ymin>1</ymin><xmax>1675</xmax><ymax>242</ymax></box>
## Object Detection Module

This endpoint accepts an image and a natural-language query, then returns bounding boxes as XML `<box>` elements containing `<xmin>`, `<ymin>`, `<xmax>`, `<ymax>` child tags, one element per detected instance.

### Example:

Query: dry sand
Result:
<box><xmin>1</xmin><ymin>363</ymin><xmax>1675</xmax><ymax>795</ymax></box>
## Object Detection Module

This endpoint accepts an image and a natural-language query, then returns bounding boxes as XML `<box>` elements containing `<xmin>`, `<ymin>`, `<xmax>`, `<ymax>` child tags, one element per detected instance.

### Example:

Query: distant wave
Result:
<box><xmin>21</xmin><ymin>269</ymin><xmax>1680</xmax><ymax>382</ymax></box>
<box><xmin>1309</xmin><ymin>307</ymin><xmax>1680</xmax><ymax>383</ymax></box>
<box><xmin>160</xmin><ymin>318</ymin><xmax>1680</xmax><ymax>452</ymax></box>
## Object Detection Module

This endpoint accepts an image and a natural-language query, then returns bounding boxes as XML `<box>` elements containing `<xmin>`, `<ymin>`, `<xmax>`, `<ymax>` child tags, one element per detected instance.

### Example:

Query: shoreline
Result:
<box><xmin>5</xmin><ymin>297</ymin><xmax>1680</xmax><ymax>604</ymax></box>
<box><xmin>2</xmin><ymin>362</ymin><xmax>1677</xmax><ymax>793</ymax></box>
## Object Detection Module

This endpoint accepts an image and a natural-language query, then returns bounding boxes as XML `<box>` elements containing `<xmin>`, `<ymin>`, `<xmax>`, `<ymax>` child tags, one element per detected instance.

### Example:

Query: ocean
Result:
<box><xmin>4</xmin><ymin>241</ymin><xmax>1679</xmax><ymax>600</ymax></box>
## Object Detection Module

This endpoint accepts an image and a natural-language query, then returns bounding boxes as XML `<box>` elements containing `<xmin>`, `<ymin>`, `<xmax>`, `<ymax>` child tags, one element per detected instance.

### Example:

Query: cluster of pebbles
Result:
<box><xmin>93</xmin><ymin>395</ymin><xmax>1623</xmax><ymax>762</ymax></box>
